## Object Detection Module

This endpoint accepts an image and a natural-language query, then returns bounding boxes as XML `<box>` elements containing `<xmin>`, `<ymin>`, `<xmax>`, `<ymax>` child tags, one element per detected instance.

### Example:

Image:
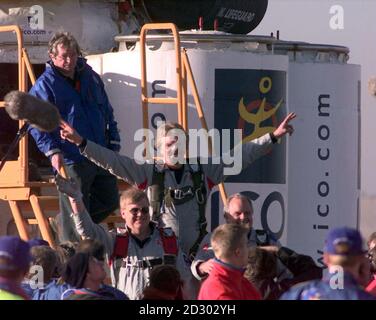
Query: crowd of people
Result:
<box><xmin>1</xmin><ymin>219</ymin><xmax>375</xmax><ymax>300</ymax></box>
<box><xmin>0</xmin><ymin>31</ymin><xmax>374</xmax><ymax>300</ymax></box>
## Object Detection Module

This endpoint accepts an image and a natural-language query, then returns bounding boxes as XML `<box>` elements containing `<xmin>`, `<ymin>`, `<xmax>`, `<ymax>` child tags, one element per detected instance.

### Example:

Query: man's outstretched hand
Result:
<box><xmin>54</xmin><ymin>174</ymin><xmax>82</xmax><ymax>201</ymax></box>
<box><xmin>273</xmin><ymin>112</ymin><xmax>297</xmax><ymax>139</ymax></box>
<box><xmin>60</xmin><ymin>120</ymin><xmax>83</xmax><ymax>146</ymax></box>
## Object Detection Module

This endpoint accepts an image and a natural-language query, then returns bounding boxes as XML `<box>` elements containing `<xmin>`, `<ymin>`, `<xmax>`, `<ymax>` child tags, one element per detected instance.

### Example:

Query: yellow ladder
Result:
<box><xmin>139</xmin><ymin>23</ymin><xmax>228</xmax><ymax>205</ymax></box>
<box><xmin>0</xmin><ymin>25</ymin><xmax>124</xmax><ymax>247</ymax></box>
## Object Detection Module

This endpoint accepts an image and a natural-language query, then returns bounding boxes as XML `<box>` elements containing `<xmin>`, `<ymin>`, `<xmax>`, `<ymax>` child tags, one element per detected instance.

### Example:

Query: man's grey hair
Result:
<box><xmin>224</xmin><ymin>193</ymin><xmax>253</xmax><ymax>214</ymax></box>
<box><xmin>48</xmin><ymin>31</ymin><xmax>81</xmax><ymax>57</ymax></box>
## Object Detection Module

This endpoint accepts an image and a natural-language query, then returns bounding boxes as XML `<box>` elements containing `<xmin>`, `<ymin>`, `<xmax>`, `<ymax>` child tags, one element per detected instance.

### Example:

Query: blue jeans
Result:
<box><xmin>59</xmin><ymin>158</ymin><xmax>119</xmax><ymax>242</ymax></box>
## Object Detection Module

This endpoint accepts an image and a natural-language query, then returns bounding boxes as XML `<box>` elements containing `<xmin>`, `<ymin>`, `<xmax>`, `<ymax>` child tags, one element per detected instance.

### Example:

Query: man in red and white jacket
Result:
<box><xmin>198</xmin><ymin>223</ymin><xmax>261</xmax><ymax>300</ymax></box>
<box><xmin>55</xmin><ymin>179</ymin><xmax>192</xmax><ymax>300</ymax></box>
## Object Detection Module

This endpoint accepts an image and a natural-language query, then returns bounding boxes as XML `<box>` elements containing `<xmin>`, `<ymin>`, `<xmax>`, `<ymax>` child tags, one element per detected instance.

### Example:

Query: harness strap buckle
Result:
<box><xmin>171</xmin><ymin>187</ymin><xmax>193</xmax><ymax>200</ymax></box>
<box><xmin>173</xmin><ymin>188</ymin><xmax>184</xmax><ymax>200</ymax></box>
<box><xmin>195</xmin><ymin>187</ymin><xmax>205</xmax><ymax>205</ymax></box>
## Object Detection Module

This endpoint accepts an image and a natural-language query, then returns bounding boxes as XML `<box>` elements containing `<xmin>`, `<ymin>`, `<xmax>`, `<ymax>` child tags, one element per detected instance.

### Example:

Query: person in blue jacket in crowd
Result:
<box><xmin>281</xmin><ymin>227</ymin><xmax>375</xmax><ymax>300</ymax></box>
<box><xmin>22</xmin><ymin>238</ymin><xmax>128</xmax><ymax>300</ymax></box>
<box><xmin>61</xmin><ymin>251</ymin><xmax>128</xmax><ymax>300</ymax></box>
<box><xmin>21</xmin><ymin>239</ymin><xmax>70</xmax><ymax>300</ymax></box>
<box><xmin>29</xmin><ymin>31</ymin><xmax>121</xmax><ymax>242</ymax></box>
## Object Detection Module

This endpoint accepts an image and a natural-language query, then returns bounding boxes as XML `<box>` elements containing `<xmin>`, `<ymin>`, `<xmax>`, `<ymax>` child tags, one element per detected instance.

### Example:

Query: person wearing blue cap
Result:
<box><xmin>280</xmin><ymin>227</ymin><xmax>375</xmax><ymax>300</ymax></box>
<box><xmin>0</xmin><ymin>236</ymin><xmax>31</xmax><ymax>300</ymax></box>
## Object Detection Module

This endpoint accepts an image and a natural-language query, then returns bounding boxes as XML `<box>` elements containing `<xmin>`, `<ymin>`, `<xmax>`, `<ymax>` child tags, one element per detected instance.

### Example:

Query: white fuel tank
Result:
<box><xmin>0</xmin><ymin>0</ymin><xmax>121</xmax><ymax>63</ymax></box>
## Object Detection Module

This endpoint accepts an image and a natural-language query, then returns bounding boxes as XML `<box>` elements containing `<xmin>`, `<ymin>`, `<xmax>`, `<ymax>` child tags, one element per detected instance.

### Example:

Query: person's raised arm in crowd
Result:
<box><xmin>54</xmin><ymin>174</ymin><xmax>115</xmax><ymax>255</ymax></box>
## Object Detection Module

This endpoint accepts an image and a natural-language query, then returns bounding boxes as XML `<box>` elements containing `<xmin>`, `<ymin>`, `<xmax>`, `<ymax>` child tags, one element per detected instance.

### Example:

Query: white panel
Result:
<box><xmin>287</xmin><ymin>62</ymin><xmax>360</xmax><ymax>265</ymax></box>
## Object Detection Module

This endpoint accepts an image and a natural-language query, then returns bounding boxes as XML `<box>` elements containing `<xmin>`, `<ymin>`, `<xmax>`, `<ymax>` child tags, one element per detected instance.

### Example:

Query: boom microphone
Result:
<box><xmin>4</xmin><ymin>90</ymin><xmax>61</xmax><ymax>132</ymax></box>
<box><xmin>0</xmin><ymin>91</ymin><xmax>62</xmax><ymax>172</ymax></box>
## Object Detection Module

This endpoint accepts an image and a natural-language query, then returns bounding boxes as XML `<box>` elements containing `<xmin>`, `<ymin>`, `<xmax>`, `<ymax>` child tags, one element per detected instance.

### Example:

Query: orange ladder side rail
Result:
<box><xmin>181</xmin><ymin>49</ymin><xmax>227</xmax><ymax>205</ymax></box>
<box><xmin>139</xmin><ymin>23</ymin><xmax>184</xmax><ymax>159</ymax></box>
<box><xmin>139</xmin><ymin>23</ymin><xmax>227</xmax><ymax>206</ymax></box>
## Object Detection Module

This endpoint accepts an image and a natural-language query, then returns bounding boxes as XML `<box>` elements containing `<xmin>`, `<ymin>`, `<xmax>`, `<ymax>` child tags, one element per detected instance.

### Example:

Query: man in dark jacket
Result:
<box><xmin>29</xmin><ymin>31</ymin><xmax>121</xmax><ymax>242</ymax></box>
<box><xmin>192</xmin><ymin>193</ymin><xmax>293</xmax><ymax>281</ymax></box>
<box><xmin>245</xmin><ymin>246</ymin><xmax>322</xmax><ymax>299</ymax></box>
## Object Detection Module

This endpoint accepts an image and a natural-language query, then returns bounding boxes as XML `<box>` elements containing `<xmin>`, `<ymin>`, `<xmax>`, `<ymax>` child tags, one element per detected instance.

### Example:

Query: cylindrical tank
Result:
<box><xmin>86</xmin><ymin>32</ymin><xmax>360</xmax><ymax>263</ymax></box>
<box><xmin>274</xmin><ymin>41</ymin><xmax>360</xmax><ymax>263</ymax></box>
<box><xmin>0</xmin><ymin>0</ymin><xmax>121</xmax><ymax>63</ymax></box>
<box><xmin>0</xmin><ymin>0</ymin><xmax>268</xmax><ymax>64</ymax></box>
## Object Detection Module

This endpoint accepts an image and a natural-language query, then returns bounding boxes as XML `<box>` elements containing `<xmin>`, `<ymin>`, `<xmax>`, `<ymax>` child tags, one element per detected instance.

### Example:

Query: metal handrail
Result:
<box><xmin>181</xmin><ymin>49</ymin><xmax>227</xmax><ymax>204</ymax></box>
<box><xmin>138</xmin><ymin>23</ymin><xmax>228</xmax><ymax>205</ymax></box>
<box><xmin>139</xmin><ymin>23</ymin><xmax>184</xmax><ymax>159</ymax></box>
<box><xmin>117</xmin><ymin>33</ymin><xmax>349</xmax><ymax>56</ymax></box>
<box><xmin>116</xmin><ymin>33</ymin><xmax>277</xmax><ymax>45</ymax></box>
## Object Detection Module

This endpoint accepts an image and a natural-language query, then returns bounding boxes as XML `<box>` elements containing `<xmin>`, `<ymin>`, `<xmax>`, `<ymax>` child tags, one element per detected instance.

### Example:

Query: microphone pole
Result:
<box><xmin>0</xmin><ymin>123</ymin><xmax>28</xmax><ymax>172</ymax></box>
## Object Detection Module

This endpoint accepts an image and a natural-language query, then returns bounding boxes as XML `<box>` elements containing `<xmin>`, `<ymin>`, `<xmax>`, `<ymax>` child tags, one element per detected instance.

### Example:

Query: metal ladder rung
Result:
<box><xmin>27</xmin><ymin>216</ymin><xmax>55</xmax><ymax>225</ymax></box>
<box><xmin>139</xmin><ymin>23</ymin><xmax>228</xmax><ymax>206</ymax></box>
<box><xmin>142</xmin><ymin>97</ymin><xmax>178</xmax><ymax>104</ymax></box>
<box><xmin>18</xmin><ymin>196</ymin><xmax>60</xmax><ymax>212</ymax></box>
<box><xmin>26</xmin><ymin>219</ymin><xmax>38</xmax><ymax>225</ymax></box>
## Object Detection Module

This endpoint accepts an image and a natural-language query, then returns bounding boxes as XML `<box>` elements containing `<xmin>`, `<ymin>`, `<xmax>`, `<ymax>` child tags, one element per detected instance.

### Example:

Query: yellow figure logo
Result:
<box><xmin>238</xmin><ymin>77</ymin><xmax>283</xmax><ymax>143</ymax></box>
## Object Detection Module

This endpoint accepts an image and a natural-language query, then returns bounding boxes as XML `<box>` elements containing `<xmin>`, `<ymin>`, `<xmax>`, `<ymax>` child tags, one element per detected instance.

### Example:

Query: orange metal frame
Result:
<box><xmin>0</xmin><ymin>25</ymin><xmax>59</xmax><ymax>246</ymax></box>
<box><xmin>139</xmin><ymin>23</ymin><xmax>227</xmax><ymax>204</ymax></box>
<box><xmin>0</xmin><ymin>26</ymin><xmax>124</xmax><ymax>247</ymax></box>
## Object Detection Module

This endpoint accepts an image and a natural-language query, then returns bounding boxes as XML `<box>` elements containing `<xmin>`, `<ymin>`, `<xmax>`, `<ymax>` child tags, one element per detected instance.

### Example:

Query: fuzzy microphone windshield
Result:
<box><xmin>4</xmin><ymin>90</ymin><xmax>61</xmax><ymax>132</ymax></box>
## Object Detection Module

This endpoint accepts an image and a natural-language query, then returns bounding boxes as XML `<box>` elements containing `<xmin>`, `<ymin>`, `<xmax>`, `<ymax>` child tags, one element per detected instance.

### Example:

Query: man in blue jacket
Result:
<box><xmin>29</xmin><ymin>31</ymin><xmax>121</xmax><ymax>242</ymax></box>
